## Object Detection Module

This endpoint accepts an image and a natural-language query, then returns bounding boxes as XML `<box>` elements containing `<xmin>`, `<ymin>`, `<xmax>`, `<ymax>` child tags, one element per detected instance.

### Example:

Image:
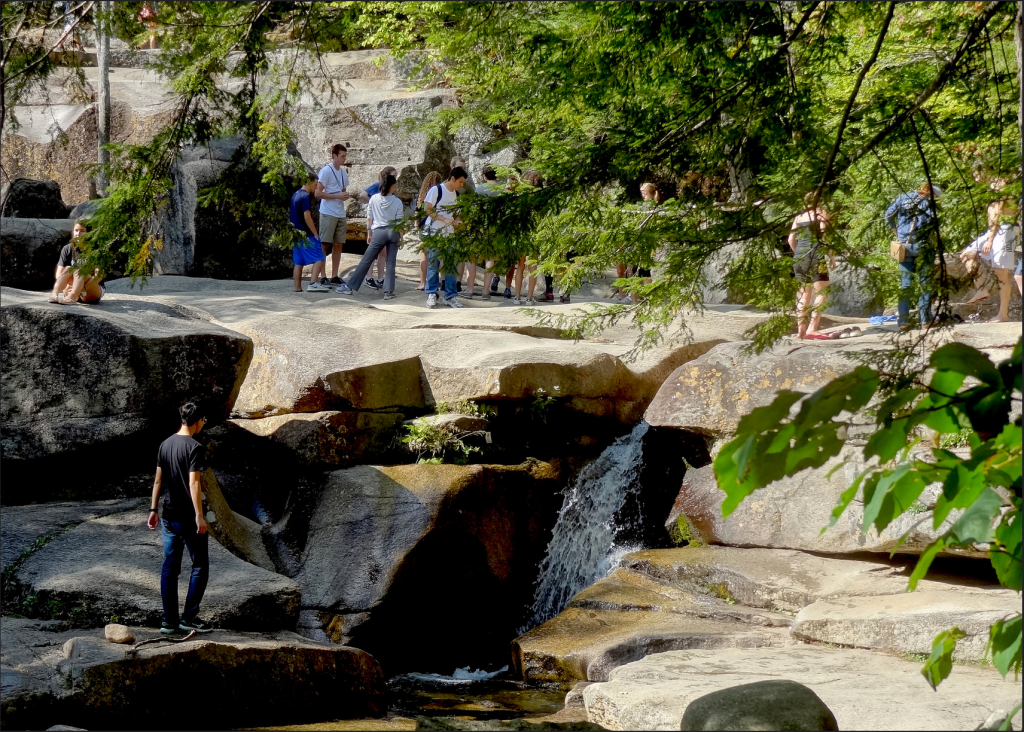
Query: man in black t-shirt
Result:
<box><xmin>48</xmin><ymin>218</ymin><xmax>105</xmax><ymax>305</ymax></box>
<box><xmin>147</xmin><ymin>401</ymin><xmax>213</xmax><ymax>635</ymax></box>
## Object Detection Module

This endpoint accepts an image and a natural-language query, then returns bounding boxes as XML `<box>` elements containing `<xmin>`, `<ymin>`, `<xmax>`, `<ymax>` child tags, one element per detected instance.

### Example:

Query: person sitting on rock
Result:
<box><xmin>48</xmin><ymin>218</ymin><xmax>105</xmax><ymax>305</ymax></box>
<box><xmin>291</xmin><ymin>171</ymin><xmax>328</xmax><ymax>292</ymax></box>
<box><xmin>960</xmin><ymin>198</ymin><xmax>1019</xmax><ymax>323</ymax></box>
<box><xmin>147</xmin><ymin>401</ymin><xmax>214</xmax><ymax>636</ymax></box>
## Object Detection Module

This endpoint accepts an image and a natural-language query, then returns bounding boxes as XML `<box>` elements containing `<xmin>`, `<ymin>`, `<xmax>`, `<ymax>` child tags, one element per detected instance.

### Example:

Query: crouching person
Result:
<box><xmin>147</xmin><ymin>401</ymin><xmax>214</xmax><ymax>635</ymax></box>
<box><xmin>49</xmin><ymin>218</ymin><xmax>105</xmax><ymax>305</ymax></box>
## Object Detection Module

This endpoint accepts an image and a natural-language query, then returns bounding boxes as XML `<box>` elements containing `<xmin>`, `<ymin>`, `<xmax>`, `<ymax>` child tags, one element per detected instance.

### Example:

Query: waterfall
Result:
<box><xmin>525</xmin><ymin>422</ymin><xmax>651</xmax><ymax>629</ymax></box>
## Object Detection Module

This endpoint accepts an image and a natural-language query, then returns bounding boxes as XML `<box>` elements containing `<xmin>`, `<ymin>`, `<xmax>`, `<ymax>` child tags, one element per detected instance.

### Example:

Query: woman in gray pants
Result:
<box><xmin>336</xmin><ymin>173</ymin><xmax>404</xmax><ymax>299</ymax></box>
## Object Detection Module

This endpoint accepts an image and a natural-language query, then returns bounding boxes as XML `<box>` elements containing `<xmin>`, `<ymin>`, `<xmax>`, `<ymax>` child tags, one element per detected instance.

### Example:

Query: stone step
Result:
<box><xmin>792</xmin><ymin>591</ymin><xmax>1020</xmax><ymax>662</ymax></box>
<box><xmin>580</xmin><ymin>645</ymin><xmax>1022</xmax><ymax>731</ymax></box>
<box><xmin>621</xmin><ymin>546</ymin><xmax>1001</xmax><ymax>612</ymax></box>
<box><xmin>0</xmin><ymin>618</ymin><xmax>385</xmax><ymax>730</ymax></box>
<box><xmin>512</xmin><ymin>605</ymin><xmax>789</xmax><ymax>683</ymax></box>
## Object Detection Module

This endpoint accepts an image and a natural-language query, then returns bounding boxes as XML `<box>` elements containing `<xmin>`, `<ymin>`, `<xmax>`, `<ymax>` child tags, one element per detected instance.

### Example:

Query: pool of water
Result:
<box><xmin>251</xmin><ymin>667</ymin><xmax>599</xmax><ymax>731</ymax></box>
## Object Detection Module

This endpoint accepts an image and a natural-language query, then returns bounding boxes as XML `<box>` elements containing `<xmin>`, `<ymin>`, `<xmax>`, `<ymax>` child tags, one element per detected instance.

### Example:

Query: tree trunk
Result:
<box><xmin>96</xmin><ymin>0</ymin><xmax>111</xmax><ymax>196</ymax></box>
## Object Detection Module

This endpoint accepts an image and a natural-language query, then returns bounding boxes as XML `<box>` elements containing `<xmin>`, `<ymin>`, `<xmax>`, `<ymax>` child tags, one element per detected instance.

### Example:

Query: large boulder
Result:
<box><xmin>0</xmin><ymin>218</ymin><xmax>74</xmax><ymax>291</ymax></box>
<box><xmin>0</xmin><ymin>289</ymin><xmax>253</xmax><ymax>482</ymax></box>
<box><xmin>665</xmin><ymin>457</ymin><xmax>986</xmax><ymax>558</ymax></box>
<box><xmin>681</xmin><ymin>680</ymin><xmax>839</xmax><ymax>732</ymax></box>
<box><xmin>644</xmin><ymin>340</ymin><xmax>881</xmax><ymax>436</ymax></box>
<box><xmin>288</xmin><ymin>461</ymin><xmax>567</xmax><ymax>674</ymax></box>
<box><xmin>0</xmin><ymin>618</ymin><xmax>386</xmax><ymax>730</ymax></box>
<box><xmin>0</xmin><ymin>178</ymin><xmax>71</xmax><ymax>219</ymax></box>
<box><xmin>9</xmin><ymin>510</ymin><xmax>300</xmax><ymax>630</ymax></box>
<box><xmin>825</xmin><ymin>261</ymin><xmax>886</xmax><ymax>317</ymax></box>
<box><xmin>581</xmin><ymin>646</ymin><xmax>1022</xmax><ymax>731</ymax></box>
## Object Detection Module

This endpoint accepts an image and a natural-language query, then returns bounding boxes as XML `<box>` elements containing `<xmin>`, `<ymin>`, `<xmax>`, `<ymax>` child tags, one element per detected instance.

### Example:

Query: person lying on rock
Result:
<box><xmin>48</xmin><ymin>218</ymin><xmax>105</xmax><ymax>305</ymax></box>
<box><xmin>147</xmin><ymin>401</ymin><xmax>214</xmax><ymax>635</ymax></box>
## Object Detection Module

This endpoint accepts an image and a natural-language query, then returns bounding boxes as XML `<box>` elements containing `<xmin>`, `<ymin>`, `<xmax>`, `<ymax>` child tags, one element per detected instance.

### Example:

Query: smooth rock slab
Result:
<box><xmin>1</xmin><ymin>497</ymin><xmax>146</xmax><ymax>572</ymax></box>
<box><xmin>622</xmin><ymin>546</ymin><xmax>999</xmax><ymax>612</ymax></box>
<box><xmin>582</xmin><ymin>646</ymin><xmax>1022</xmax><ymax>731</ymax></box>
<box><xmin>512</xmin><ymin>606</ymin><xmax>787</xmax><ymax>683</ymax></box>
<box><xmin>0</xmin><ymin>288</ymin><xmax>253</xmax><ymax>463</ymax></box>
<box><xmin>681</xmin><ymin>679</ymin><xmax>838</xmax><ymax>731</ymax></box>
<box><xmin>12</xmin><ymin>511</ymin><xmax>299</xmax><ymax>630</ymax></box>
<box><xmin>791</xmin><ymin>591</ymin><xmax>1020</xmax><ymax>662</ymax></box>
<box><xmin>667</xmin><ymin>458</ymin><xmax>984</xmax><ymax>558</ymax></box>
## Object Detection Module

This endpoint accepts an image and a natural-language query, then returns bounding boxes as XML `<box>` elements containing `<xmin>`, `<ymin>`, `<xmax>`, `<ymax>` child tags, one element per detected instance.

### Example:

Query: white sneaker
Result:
<box><xmin>512</xmin><ymin>297</ymin><xmax>521</xmax><ymax>305</ymax></box>
<box><xmin>446</xmin><ymin>297</ymin><xmax>465</xmax><ymax>308</ymax></box>
<box><xmin>426</xmin><ymin>294</ymin><xmax>437</xmax><ymax>308</ymax></box>
<box><xmin>306</xmin><ymin>282</ymin><xmax>329</xmax><ymax>292</ymax></box>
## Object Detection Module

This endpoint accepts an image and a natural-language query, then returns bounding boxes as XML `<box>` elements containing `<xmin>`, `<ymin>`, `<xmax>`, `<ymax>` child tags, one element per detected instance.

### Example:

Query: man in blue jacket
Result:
<box><xmin>885</xmin><ymin>183</ymin><xmax>941</xmax><ymax>327</ymax></box>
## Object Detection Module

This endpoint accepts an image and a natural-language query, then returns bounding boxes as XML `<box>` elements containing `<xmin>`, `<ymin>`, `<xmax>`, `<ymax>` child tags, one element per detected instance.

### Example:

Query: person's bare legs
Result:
<box><xmin>308</xmin><ymin>259</ymin><xmax>325</xmax><ymax>288</ymax></box>
<box><xmin>514</xmin><ymin>257</ymin><xmax>526</xmax><ymax>300</ymax></box>
<box><xmin>373</xmin><ymin>249</ymin><xmax>387</xmax><ymax>283</ymax></box>
<box><xmin>615</xmin><ymin>263</ymin><xmax>628</xmax><ymax>298</ymax></box>
<box><xmin>64</xmin><ymin>274</ymin><xmax>103</xmax><ymax>303</ymax></box>
<box><xmin>990</xmin><ymin>268</ymin><xmax>1012</xmax><ymax>322</ymax></box>
<box><xmin>1015</xmin><ymin>270</ymin><xmax>1022</xmax><ymax>296</ymax></box>
<box><xmin>50</xmin><ymin>270</ymin><xmax>74</xmax><ymax>302</ymax></box>
<box><xmin>527</xmin><ymin>264</ymin><xmax>538</xmax><ymax>301</ymax></box>
<box><xmin>506</xmin><ymin>266</ymin><xmax>516</xmax><ymax>294</ymax></box>
<box><xmin>418</xmin><ymin>251</ymin><xmax>428</xmax><ymax>290</ymax></box>
<box><xmin>331</xmin><ymin>242</ymin><xmax>343</xmax><ymax>281</ymax></box>
<box><xmin>293</xmin><ymin>265</ymin><xmax>304</xmax><ymax>292</ymax></box>
<box><xmin>795</xmin><ymin>285</ymin><xmax>813</xmax><ymax>338</ymax></box>
<box><xmin>466</xmin><ymin>262</ymin><xmax>477</xmax><ymax>295</ymax></box>
<box><xmin>807</xmin><ymin>281</ymin><xmax>829</xmax><ymax>334</ymax></box>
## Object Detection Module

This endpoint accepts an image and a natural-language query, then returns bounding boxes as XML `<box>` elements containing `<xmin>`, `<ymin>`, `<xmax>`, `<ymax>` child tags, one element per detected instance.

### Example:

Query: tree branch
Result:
<box><xmin>845</xmin><ymin>0</ymin><xmax>1007</xmax><ymax>171</ymax></box>
<box><xmin>813</xmin><ymin>1</ymin><xmax>895</xmax><ymax>206</ymax></box>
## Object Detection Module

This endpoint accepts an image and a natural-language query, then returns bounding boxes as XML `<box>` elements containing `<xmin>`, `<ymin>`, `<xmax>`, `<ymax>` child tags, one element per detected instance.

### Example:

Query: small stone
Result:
<box><xmin>681</xmin><ymin>679</ymin><xmax>839</xmax><ymax>731</ymax></box>
<box><xmin>46</xmin><ymin>726</ymin><xmax>88</xmax><ymax>731</ymax></box>
<box><xmin>104</xmin><ymin>624</ymin><xmax>135</xmax><ymax>644</ymax></box>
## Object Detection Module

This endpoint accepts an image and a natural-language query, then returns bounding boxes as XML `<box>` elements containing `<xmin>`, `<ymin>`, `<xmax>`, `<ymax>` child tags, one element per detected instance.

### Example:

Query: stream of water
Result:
<box><xmin>524</xmin><ymin>422</ymin><xmax>650</xmax><ymax>630</ymax></box>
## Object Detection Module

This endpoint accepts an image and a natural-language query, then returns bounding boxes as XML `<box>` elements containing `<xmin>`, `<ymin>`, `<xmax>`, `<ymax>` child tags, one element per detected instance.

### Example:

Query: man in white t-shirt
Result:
<box><xmin>315</xmin><ymin>144</ymin><xmax>352</xmax><ymax>284</ymax></box>
<box><xmin>422</xmin><ymin>167</ymin><xmax>468</xmax><ymax>308</ymax></box>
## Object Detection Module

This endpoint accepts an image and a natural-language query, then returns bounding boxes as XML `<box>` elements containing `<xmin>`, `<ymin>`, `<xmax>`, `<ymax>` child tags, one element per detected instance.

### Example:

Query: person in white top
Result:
<box><xmin>315</xmin><ymin>144</ymin><xmax>352</xmax><ymax>284</ymax></box>
<box><xmin>960</xmin><ymin>198</ymin><xmax>1019</xmax><ymax>323</ymax></box>
<box><xmin>360</xmin><ymin>166</ymin><xmax>399</xmax><ymax>291</ymax></box>
<box><xmin>335</xmin><ymin>174</ymin><xmax>404</xmax><ymax>300</ymax></box>
<box><xmin>422</xmin><ymin>167</ymin><xmax>468</xmax><ymax>308</ymax></box>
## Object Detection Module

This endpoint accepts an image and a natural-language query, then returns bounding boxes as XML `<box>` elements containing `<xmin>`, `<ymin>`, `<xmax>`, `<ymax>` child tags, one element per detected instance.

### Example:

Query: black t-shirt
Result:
<box><xmin>157</xmin><ymin>434</ymin><xmax>206</xmax><ymax>522</ymax></box>
<box><xmin>58</xmin><ymin>243</ymin><xmax>79</xmax><ymax>268</ymax></box>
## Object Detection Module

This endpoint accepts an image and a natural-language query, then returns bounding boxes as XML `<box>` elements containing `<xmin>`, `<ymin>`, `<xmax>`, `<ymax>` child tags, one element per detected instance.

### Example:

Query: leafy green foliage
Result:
<box><xmin>714</xmin><ymin>338</ymin><xmax>1022</xmax><ymax>689</ymax></box>
<box><xmin>402</xmin><ymin>418</ymin><xmax>477</xmax><ymax>464</ymax></box>
<box><xmin>434</xmin><ymin>399</ymin><xmax>494</xmax><ymax>419</ymax></box>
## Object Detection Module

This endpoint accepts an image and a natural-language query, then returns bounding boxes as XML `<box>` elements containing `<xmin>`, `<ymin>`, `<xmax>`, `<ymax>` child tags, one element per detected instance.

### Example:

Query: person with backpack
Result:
<box><xmin>336</xmin><ymin>173</ymin><xmax>404</xmax><ymax>300</ymax></box>
<box><xmin>412</xmin><ymin>172</ymin><xmax>443</xmax><ymax>290</ymax></box>
<box><xmin>422</xmin><ymin>168</ymin><xmax>468</xmax><ymax>308</ymax></box>
<box><xmin>884</xmin><ymin>183</ymin><xmax>941</xmax><ymax>328</ymax></box>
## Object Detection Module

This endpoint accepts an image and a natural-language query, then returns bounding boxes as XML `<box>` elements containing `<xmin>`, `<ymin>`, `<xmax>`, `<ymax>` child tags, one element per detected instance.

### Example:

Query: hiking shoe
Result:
<box><xmin>481</xmin><ymin>291</ymin><xmax>492</xmax><ymax>300</ymax></box>
<box><xmin>335</xmin><ymin>283</ymin><xmax>354</xmax><ymax>295</ymax></box>
<box><xmin>328</xmin><ymin>276</ymin><xmax>342</xmax><ymax>285</ymax></box>
<box><xmin>490</xmin><ymin>275</ymin><xmax>500</xmax><ymax>294</ymax></box>
<box><xmin>319</xmin><ymin>277</ymin><xmax>331</xmax><ymax>287</ymax></box>
<box><xmin>179</xmin><ymin>617</ymin><xmax>214</xmax><ymax>634</ymax></box>
<box><xmin>462</xmin><ymin>289</ymin><xmax>475</xmax><ymax>298</ymax></box>
<box><xmin>160</xmin><ymin>621</ymin><xmax>183</xmax><ymax>636</ymax></box>
<box><xmin>456</xmin><ymin>281</ymin><xmax>463</xmax><ymax>292</ymax></box>
<box><xmin>426</xmin><ymin>293</ymin><xmax>437</xmax><ymax>309</ymax></box>
<box><xmin>503</xmin><ymin>287</ymin><xmax>512</xmax><ymax>299</ymax></box>
<box><xmin>307</xmin><ymin>282</ymin><xmax>330</xmax><ymax>292</ymax></box>
<box><xmin>366</xmin><ymin>277</ymin><xmax>381</xmax><ymax>290</ymax></box>
<box><xmin>512</xmin><ymin>296</ymin><xmax>522</xmax><ymax>305</ymax></box>
<box><xmin>446</xmin><ymin>297</ymin><xmax>465</xmax><ymax>308</ymax></box>
<box><xmin>382</xmin><ymin>292</ymin><xmax>396</xmax><ymax>301</ymax></box>
<box><xmin>559</xmin><ymin>294</ymin><xmax>571</xmax><ymax>303</ymax></box>
<box><xmin>542</xmin><ymin>292</ymin><xmax>554</xmax><ymax>301</ymax></box>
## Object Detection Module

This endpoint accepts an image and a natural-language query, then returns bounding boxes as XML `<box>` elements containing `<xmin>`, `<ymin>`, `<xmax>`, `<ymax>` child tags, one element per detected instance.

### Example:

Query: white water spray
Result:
<box><xmin>524</xmin><ymin>422</ymin><xmax>650</xmax><ymax>630</ymax></box>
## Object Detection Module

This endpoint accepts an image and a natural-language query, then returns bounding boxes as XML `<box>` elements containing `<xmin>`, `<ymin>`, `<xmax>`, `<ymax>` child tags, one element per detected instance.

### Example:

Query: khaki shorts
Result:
<box><xmin>320</xmin><ymin>214</ymin><xmax>347</xmax><ymax>246</ymax></box>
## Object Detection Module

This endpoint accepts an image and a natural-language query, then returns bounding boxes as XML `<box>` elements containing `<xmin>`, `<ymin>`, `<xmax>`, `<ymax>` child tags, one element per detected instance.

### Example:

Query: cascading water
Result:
<box><xmin>525</xmin><ymin>422</ymin><xmax>652</xmax><ymax>629</ymax></box>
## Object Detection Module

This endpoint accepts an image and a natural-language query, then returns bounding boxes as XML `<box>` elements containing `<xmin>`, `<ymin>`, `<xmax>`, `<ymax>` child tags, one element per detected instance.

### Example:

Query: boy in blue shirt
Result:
<box><xmin>290</xmin><ymin>172</ymin><xmax>328</xmax><ymax>292</ymax></box>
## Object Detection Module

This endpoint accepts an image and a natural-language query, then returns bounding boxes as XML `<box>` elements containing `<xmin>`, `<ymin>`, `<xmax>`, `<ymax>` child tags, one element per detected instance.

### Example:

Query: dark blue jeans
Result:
<box><xmin>897</xmin><ymin>255</ymin><xmax>933</xmax><ymax>326</ymax></box>
<box><xmin>160</xmin><ymin>518</ymin><xmax>209</xmax><ymax>625</ymax></box>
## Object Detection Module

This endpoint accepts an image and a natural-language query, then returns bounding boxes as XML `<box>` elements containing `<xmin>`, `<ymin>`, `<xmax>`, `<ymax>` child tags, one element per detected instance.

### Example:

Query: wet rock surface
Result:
<box><xmin>0</xmin><ymin>618</ymin><xmax>386</xmax><ymax>730</ymax></box>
